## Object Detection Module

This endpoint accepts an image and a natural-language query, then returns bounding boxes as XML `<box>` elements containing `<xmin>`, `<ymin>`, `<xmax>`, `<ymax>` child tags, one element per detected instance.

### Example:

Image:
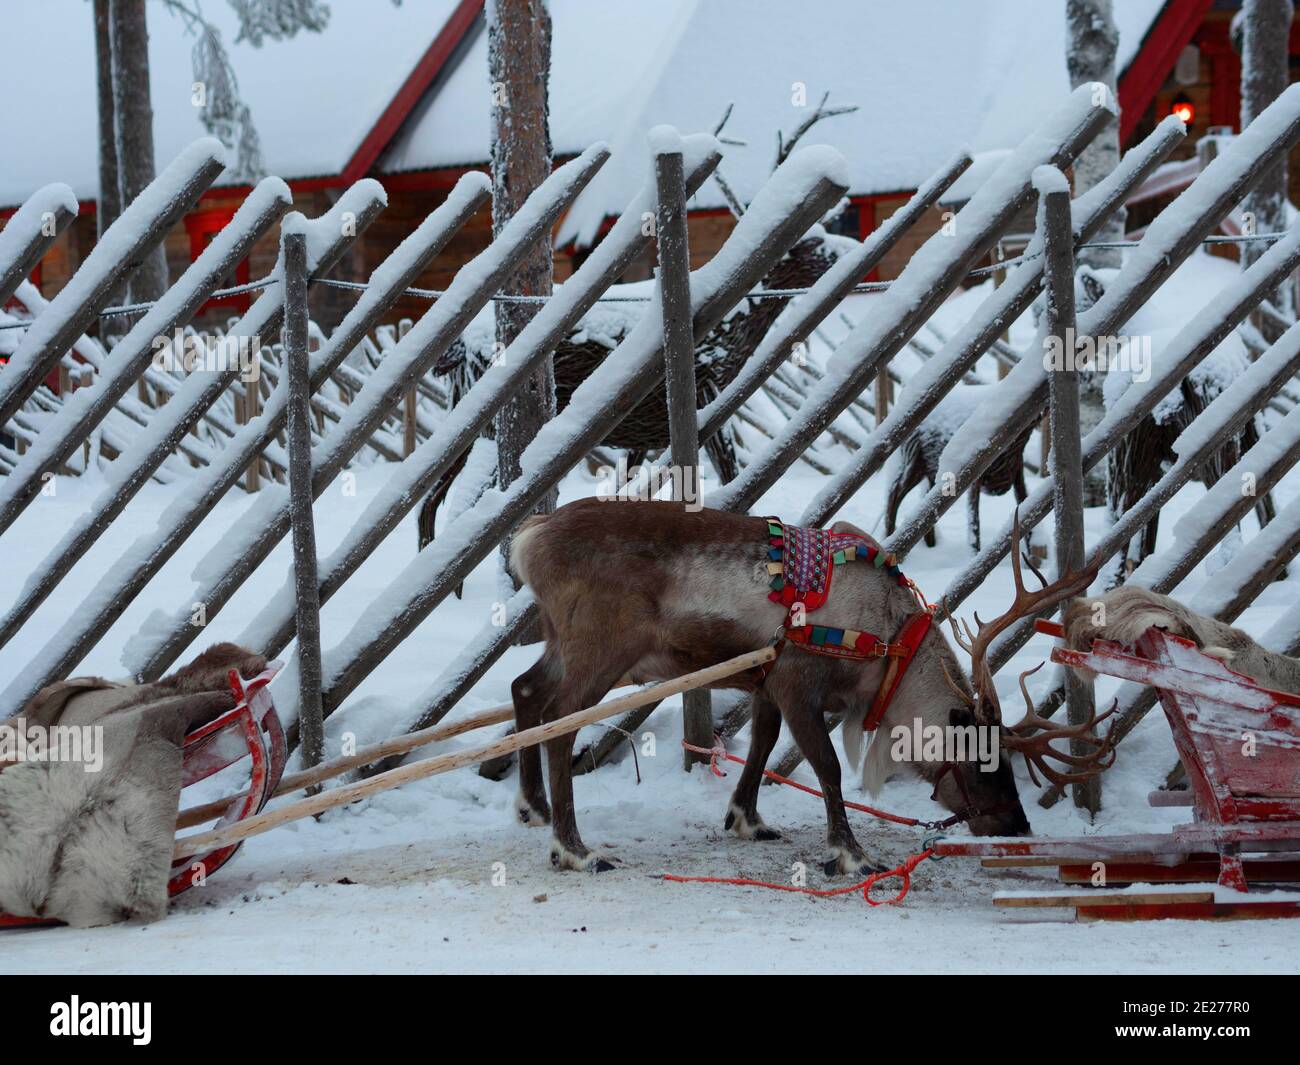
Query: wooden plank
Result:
<box><xmin>1078</xmin><ymin>900</ymin><xmax>1300</xmax><ymax>921</ymax></box>
<box><xmin>995</xmin><ymin>889</ymin><xmax>1215</xmax><ymax>908</ymax></box>
<box><xmin>981</xmin><ymin>854</ymin><xmax>1166</xmax><ymax>868</ymax></box>
<box><xmin>1059</xmin><ymin>858</ymin><xmax>1300</xmax><ymax>884</ymax></box>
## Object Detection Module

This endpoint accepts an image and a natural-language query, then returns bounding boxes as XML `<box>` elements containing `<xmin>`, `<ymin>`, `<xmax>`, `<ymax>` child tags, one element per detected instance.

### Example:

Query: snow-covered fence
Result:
<box><xmin>0</xmin><ymin>185</ymin><xmax>78</xmax><ymax>309</ymax></box>
<box><xmin>8</xmin><ymin>82</ymin><xmax>1300</xmax><ymax>816</ymax></box>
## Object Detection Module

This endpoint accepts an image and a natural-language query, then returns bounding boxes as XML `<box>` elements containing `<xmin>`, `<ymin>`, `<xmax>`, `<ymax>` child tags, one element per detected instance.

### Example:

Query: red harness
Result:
<box><xmin>759</xmin><ymin>519</ymin><xmax>934</xmax><ymax>730</ymax></box>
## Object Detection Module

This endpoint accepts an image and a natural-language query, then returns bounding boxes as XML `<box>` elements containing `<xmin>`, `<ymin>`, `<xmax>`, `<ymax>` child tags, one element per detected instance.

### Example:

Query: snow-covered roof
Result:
<box><xmin>0</xmin><ymin>0</ymin><xmax>461</xmax><ymax>207</ymax></box>
<box><xmin>3</xmin><ymin>0</ymin><xmax>1169</xmax><ymax>226</ymax></box>
<box><xmin>528</xmin><ymin>0</ymin><xmax>1170</xmax><ymax>246</ymax></box>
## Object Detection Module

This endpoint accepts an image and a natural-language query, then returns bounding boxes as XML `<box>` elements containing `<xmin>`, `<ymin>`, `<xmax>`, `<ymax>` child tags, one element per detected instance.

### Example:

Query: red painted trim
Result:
<box><xmin>339</xmin><ymin>0</ymin><xmax>484</xmax><ymax>185</ymax></box>
<box><xmin>185</xmin><ymin>205</ymin><xmax>251</xmax><ymax>314</ymax></box>
<box><xmin>1118</xmin><ymin>0</ymin><xmax>1216</xmax><ymax>144</ymax></box>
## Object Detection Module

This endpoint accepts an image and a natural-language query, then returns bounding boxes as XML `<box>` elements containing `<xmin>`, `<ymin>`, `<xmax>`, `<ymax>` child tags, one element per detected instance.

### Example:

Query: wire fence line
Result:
<box><xmin>0</xmin><ymin>230</ymin><xmax>1290</xmax><ymax>333</ymax></box>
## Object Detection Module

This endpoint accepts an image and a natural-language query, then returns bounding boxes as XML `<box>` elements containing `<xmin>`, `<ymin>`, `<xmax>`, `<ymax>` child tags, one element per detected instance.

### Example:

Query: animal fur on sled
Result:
<box><xmin>1064</xmin><ymin>586</ymin><xmax>1300</xmax><ymax>695</ymax></box>
<box><xmin>0</xmin><ymin>643</ymin><xmax>265</xmax><ymax>927</ymax></box>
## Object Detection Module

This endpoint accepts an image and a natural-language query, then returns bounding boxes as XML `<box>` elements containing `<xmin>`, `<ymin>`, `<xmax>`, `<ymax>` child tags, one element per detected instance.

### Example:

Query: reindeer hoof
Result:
<box><xmin>725</xmin><ymin>803</ymin><xmax>782</xmax><ymax>842</ymax></box>
<box><xmin>823</xmin><ymin>847</ymin><xmax>888</xmax><ymax>878</ymax></box>
<box><xmin>550</xmin><ymin>842</ymin><xmax>616</xmax><ymax>873</ymax></box>
<box><xmin>515</xmin><ymin>793</ymin><xmax>551</xmax><ymax>827</ymax></box>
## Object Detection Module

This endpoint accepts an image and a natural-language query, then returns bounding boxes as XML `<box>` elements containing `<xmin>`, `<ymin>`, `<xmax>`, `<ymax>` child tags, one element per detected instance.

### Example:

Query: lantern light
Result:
<box><xmin>1172</xmin><ymin>93</ymin><xmax>1195</xmax><ymax>126</ymax></box>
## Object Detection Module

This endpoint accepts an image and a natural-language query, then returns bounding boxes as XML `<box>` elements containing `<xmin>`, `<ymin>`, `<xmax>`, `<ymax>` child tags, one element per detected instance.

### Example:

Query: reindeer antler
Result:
<box><xmin>1000</xmin><ymin>664</ymin><xmax>1118</xmax><ymax>788</ymax></box>
<box><xmin>941</xmin><ymin>512</ymin><xmax>1115</xmax><ymax>786</ymax></box>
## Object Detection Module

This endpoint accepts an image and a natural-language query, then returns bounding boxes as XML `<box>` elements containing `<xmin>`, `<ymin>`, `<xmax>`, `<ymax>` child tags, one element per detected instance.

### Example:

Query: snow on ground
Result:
<box><xmin>4</xmin><ymin>253</ymin><xmax>1300</xmax><ymax>973</ymax></box>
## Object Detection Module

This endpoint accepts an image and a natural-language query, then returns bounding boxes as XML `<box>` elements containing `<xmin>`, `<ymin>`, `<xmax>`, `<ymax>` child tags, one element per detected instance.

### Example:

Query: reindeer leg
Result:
<box><xmin>724</xmin><ymin>691</ymin><xmax>783</xmax><ymax>841</ymax></box>
<box><xmin>511</xmin><ymin>652</ymin><xmax>559</xmax><ymax>827</ymax></box>
<box><xmin>775</xmin><ymin>692</ymin><xmax>886</xmax><ymax>876</ymax></box>
<box><xmin>543</xmin><ymin>655</ymin><xmax>637</xmax><ymax>873</ymax></box>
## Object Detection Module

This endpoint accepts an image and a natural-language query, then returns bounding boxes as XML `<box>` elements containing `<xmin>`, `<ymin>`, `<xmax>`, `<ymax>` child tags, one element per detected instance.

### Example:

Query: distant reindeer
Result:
<box><xmin>884</xmin><ymin>384</ymin><xmax>1032</xmax><ymax>551</ymax></box>
<box><xmin>1106</xmin><ymin>367</ymin><xmax>1275</xmax><ymax>574</ymax></box>
<box><xmin>507</xmin><ymin>499</ymin><xmax>1111</xmax><ymax>874</ymax></box>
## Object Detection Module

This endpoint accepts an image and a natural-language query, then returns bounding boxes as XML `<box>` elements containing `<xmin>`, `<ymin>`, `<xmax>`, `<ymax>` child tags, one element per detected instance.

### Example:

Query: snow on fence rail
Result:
<box><xmin>5</xmin><ymin>84</ymin><xmax>1300</xmax><ymax>810</ymax></box>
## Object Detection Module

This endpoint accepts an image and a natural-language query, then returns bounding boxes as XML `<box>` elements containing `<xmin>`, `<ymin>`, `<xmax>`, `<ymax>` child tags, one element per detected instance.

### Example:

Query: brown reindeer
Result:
<box><xmin>508</xmin><ymin>499</ymin><xmax>1111</xmax><ymax>873</ymax></box>
<box><xmin>884</xmin><ymin>384</ymin><xmax>1032</xmax><ymax>552</ymax></box>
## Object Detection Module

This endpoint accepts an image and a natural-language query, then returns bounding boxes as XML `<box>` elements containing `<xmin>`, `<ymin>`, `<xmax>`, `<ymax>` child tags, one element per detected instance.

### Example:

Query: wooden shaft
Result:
<box><xmin>174</xmin><ymin>647</ymin><xmax>775</xmax><ymax>858</ymax></box>
<box><xmin>176</xmin><ymin>699</ymin><xmax>517</xmax><ymax>828</ymax></box>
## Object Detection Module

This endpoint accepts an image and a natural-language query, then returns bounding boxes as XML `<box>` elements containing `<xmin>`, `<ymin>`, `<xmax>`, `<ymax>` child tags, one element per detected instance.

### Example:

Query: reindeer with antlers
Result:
<box><xmin>938</xmin><ymin>516</ymin><xmax>1117</xmax><ymax>790</ymax></box>
<box><xmin>509</xmin><ymin>500</ymin><xmax>1115</xmax><ymax>874</ymax></box>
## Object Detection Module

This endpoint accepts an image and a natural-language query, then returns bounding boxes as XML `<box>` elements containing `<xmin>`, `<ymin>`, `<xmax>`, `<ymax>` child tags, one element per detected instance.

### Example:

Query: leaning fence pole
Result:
<box><xmin>1038</xmin><ymin>168</ymin><xmax>1099</xmax><ymax>815</ymax></box>
<box><xmin>653</xmin><ymin>128</ymin><xmax>713</xmax><ymax>768</ymax></box>
<box><xmin>282</xmin><ymin>228</ymin><xmax>324</xmax><ymax>775</ymax></box>
<box><xmin>0</xmin><ymin>140</ymin><xmax>226</xmax><ymax>428</ymax></box>
<box><xmin>0</xmin><ymin>184</ymin><xmax>77</xmax><ymax>307</ymax></box>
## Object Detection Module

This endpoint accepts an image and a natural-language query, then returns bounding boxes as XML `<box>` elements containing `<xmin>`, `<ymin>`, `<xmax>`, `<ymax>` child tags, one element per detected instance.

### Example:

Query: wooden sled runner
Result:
<box><xmin>935</xmin><ymin>622</ymin><xmax>1300</xmax><ymax>920</ymax></box>
<box><xmin>0</xmin><ymin>663</ymin><xmax>286</xmax><ymax>930</ymax></box>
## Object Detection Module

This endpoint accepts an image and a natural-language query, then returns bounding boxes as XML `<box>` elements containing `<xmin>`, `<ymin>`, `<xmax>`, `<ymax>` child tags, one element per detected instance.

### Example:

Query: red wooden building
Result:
<box><xmin>1</xmin><ymin>0</ymin><xmax>1294</xmax><ymax>332</ymax></box>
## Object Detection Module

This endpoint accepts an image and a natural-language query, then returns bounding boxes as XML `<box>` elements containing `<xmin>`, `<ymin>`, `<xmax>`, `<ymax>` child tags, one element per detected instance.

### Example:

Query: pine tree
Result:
<box><xmin>1065</xmin><ymin>0</ymin><xmax>1124</xmax><ymax>270</ymax></box>
<box><xmin>109</xmin><ymin>0</ymin><xmax>170</xmax><ymax>305</ymax></box>
<box><xmin>488</xmin><ymin>0</ymin><xmax>557</xmax><ymax>595</ymax></box>
<box><xmin>1238</xmin><ymin>0</ymin><xmax>1295</xmax><ymax>335</ymax></box>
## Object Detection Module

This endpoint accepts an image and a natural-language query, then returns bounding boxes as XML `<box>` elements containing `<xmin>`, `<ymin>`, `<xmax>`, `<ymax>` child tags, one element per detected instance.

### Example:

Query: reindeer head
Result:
<box><xmin>940</xmin><ymin>516</ymin><xmax>1117</xmax><ymax>809</ymax></box>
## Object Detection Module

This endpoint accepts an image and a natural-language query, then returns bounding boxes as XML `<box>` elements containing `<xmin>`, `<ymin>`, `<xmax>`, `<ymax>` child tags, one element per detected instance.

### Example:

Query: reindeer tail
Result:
<box><xmin>507</xmin><ymin>513</ymin><xmax>550</xmax><ymax>588</ymax></box>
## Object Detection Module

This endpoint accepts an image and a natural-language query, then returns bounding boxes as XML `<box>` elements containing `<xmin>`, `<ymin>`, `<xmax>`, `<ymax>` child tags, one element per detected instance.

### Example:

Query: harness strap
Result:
<box><xmin>863</xmin><ymin>610</ymin><xmax>934</xmax><ymax>731</ymax></box>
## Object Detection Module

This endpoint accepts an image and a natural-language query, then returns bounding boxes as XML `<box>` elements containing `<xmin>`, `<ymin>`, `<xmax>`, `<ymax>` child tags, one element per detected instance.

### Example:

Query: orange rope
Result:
<box><xmin>663</xmin><ymin>848</ymin><xmax>934</xmax><ymax>906</ymax></box>
<box><xmin>681</xmin><ymin>740</ymin><xmax>924</xmax><ymax>826</ymax></box>
<box><xmin>673</xmin><ymin>739</ymin><xmax>943</xmax><ymax>905</ymax></box>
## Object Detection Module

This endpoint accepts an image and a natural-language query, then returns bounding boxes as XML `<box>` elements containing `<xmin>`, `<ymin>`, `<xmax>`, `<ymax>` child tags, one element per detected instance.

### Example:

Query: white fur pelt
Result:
<box><xmin>0</xmin><ymin>643</ymin><xmax>264</xmax><ymax>927</ymax></box>
<box><xmin>1064</xmin><ymin>586</ymin><xmax>1300</xmax><ymax>695</ymax></box>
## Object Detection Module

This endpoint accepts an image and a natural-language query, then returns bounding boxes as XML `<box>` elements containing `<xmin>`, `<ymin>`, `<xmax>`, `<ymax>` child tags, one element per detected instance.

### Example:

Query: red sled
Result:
<box><xmin>0</xmin><ymin>662</ymin><xmax>286</xmax><ymax>929</ymax></box>
<box><xmin>935</xmin><ymin>623</ymin><xmax>1300</xmax><ymax>920</ymax></box>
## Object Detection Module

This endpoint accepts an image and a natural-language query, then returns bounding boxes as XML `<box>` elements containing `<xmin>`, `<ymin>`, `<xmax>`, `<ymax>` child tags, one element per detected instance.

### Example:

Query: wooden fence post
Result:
<box><xmin>1039</xmin><ymin>169</ymin><xmax>1099</xmax><ymax>814</ymax></box>
<box><xmin>654</xmin><ymin>130</ymin><xmax>713</xmax><ymax>768</ymax></box>
<box><xmin>400</xmin><ymin>317</ymin><xmax>417</xmax><ymax>456</ymax></box>
<box><xmin>283</xmin><ymin>228</ymin><xmax>324</xmax><ymax>776</ymax></box>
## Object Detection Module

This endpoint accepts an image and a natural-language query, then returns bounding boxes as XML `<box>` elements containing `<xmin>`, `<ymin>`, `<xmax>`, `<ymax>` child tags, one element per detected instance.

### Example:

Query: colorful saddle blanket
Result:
<box><xmin>763</xmin><ymin>520</ymin><xmax>911</xmax><ymax>660</ymax></box>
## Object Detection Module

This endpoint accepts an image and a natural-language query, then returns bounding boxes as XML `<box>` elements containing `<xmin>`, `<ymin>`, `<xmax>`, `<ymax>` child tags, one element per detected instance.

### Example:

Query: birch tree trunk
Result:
<box><xmin>1240</xmin><ymin>0</ymin><xmax>1295</xmax><ymax>335</ymax></box>
<box><xmin>1065</xmin><ymin>0</ymin><xmax>1124</xmax><ymax>270</ymax></box>
<box><xmin>109</xmin><ymin>0</ymin><xmax>169</xmax><ymax>305</ymax></box>
<box><xmin>489</xmin><ymin>0</ymin><xmax>555</xmax><ymax>636</ymax></box>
